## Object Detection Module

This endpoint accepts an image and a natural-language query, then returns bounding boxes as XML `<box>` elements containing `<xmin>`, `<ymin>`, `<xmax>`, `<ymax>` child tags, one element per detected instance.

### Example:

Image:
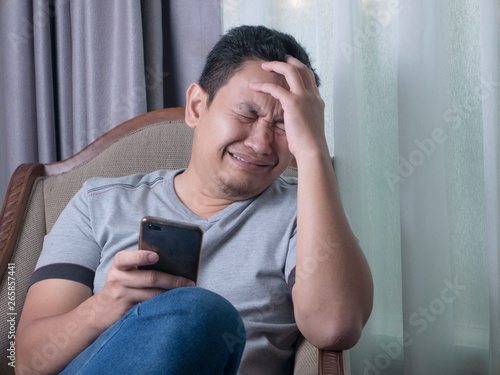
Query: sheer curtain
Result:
<box><xmin>0</xmin><ymin>0</ymin><xmax>221</xmax><ymax>203</ymax></box>
<box><xmin>222</xmin><ymin>1</ymin><xmax>499</xmax><ymax>374</ymax></box>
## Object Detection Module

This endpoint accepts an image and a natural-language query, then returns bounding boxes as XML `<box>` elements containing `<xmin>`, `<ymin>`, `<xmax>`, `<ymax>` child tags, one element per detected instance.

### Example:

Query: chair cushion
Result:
<box><xmin>44</xmin><ymin>121</ymin><xmax>194</xmax><ymax>232</ymax></box>
<box><xmin>294</xmin><ymin>335</ymin><xmax>318</xmax><ymax>374</ymax></box>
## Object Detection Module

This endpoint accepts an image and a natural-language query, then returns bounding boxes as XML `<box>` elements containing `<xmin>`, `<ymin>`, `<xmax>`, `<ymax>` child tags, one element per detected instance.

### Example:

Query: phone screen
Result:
<box><xmin>139</xmin><ymin>216</ymin><xmax>203</xmax><ymax>284</ymax></box>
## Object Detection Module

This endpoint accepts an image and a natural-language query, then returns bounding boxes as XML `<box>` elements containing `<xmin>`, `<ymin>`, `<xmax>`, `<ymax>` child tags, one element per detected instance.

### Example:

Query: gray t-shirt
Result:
<box><xmin>31</xmin><ymin>169</ymin><xmax>299</xmax><ymax>374</ymax></box>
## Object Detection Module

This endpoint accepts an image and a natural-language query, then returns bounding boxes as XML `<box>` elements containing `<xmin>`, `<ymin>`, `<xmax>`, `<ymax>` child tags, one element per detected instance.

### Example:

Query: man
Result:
<box><xmin>16</xmin><ymin>26</ymin><xmax>373</xmax><ymax>374</ymax></box>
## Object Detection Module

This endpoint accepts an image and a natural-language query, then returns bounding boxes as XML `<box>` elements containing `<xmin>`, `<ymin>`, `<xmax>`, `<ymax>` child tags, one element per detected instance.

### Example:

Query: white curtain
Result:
<box><xmin>222</xmin><ymin>1</ymin><xmax>499</xmax><ymax>374</ymax></box>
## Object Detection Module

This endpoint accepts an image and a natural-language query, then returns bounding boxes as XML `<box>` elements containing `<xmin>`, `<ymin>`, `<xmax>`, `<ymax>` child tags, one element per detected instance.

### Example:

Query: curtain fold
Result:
<box><xmin>481</xmin><ymin>2</ymin><xmax>500</xmax><ymax>374</ymax></box>
<box><xmin>0</xmin><ymin>0</ymin><xmax>221</xmax><ymax>202</ymax></box>
<box><xmin>1</xmin><ymin>0</ymin><xmax>40</xmax><ymax>186</ymax></box>
<box><xmin>223</xmin><ymin>0</ymin><xmax>499</xmax><ymax>374</ymax></box>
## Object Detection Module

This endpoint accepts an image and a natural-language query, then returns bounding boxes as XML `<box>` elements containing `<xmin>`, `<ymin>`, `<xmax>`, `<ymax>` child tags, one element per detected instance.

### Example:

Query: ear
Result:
<box><xmin>185</xmin><ymin>83</ymin><xmax>207</xmax><ymax>129</ymax></box>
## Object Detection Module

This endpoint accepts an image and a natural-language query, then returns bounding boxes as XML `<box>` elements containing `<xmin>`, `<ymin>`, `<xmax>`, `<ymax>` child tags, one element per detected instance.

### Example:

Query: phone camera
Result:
<box><xmin>148</xmin><ymin>224</ymin><xmax>162</xmax><ymax>231</ymax></box>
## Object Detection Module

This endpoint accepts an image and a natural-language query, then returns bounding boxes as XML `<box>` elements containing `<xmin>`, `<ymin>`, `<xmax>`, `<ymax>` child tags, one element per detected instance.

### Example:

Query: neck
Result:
<box><xmin>174</xmin><ymin>168</ymin><xmax>234</xmax><ymax>218</ymax></box>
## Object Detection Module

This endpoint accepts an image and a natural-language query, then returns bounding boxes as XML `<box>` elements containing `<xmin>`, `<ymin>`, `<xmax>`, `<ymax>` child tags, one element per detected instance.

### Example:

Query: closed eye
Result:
<box><xmin>274</xmin><ymin>121</ymin><xmax>286</xmax><ymax>134</ymax></box>
<box><xmin>239</xmin><ymin>113</ymin><xmax>257</xmax><ymax>122</ymax></box>
<box><xmin>236</xmin><ymin>103</ymin><xmax>260</xmax><ymax>121</ymax></box>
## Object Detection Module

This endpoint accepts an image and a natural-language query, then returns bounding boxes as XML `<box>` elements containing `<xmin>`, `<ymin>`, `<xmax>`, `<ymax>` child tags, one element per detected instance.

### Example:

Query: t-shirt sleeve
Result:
<box><xmin>29</xmin><ymin>183</ymin><xmax>101</xmax><ymax>290</ymax></box>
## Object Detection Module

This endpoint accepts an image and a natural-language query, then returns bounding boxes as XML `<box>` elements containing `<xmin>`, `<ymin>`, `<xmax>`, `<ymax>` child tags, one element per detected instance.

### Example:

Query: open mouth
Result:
<box><xmin>228</xmin><ymin>151</ymin><xmax>272</xmax><ymax>168</ymax></box>
<box><xmin>231</xmin><ymin>153</ymin><xmax>252</xmax><ymax>164</ymax></box>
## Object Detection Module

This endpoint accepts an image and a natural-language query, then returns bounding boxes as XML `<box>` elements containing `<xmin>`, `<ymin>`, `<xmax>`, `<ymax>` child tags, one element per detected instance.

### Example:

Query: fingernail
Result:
<box><xmin>187</xmin><ymin>281</ymin><xmax>196</xmax><ymax>287</ymax></box>
<box><xmin>147</xmin><ymin>253</ymin><xmax>158</xmax><ymax>263</ymax></box>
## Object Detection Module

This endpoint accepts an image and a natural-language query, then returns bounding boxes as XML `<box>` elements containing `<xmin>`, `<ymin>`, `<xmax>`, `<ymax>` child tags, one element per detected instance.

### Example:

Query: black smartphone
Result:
<box><xmin>138</xmin><ymin>216</ymin><xmax>203</xmax><ymax>284</ymax></box>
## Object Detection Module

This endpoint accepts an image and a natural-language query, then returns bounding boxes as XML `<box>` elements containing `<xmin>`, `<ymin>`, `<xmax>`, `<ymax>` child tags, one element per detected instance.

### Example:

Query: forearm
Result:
<box><xmin>16</xmin><ymin>293</ymin><xmax>112</xmax><ymax>375</ymax></box>
<box><xmin>293</xmin><ymin>146</ymin><xmax>373</xmax><ymax>350</ymax></box>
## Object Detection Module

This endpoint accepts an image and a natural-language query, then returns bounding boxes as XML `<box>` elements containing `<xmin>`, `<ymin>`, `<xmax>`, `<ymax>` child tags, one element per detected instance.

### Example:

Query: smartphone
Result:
<box><xmin>138</xmin><ymin>216</ymin><xmax>203</xmax><ymax>284</ymax></box>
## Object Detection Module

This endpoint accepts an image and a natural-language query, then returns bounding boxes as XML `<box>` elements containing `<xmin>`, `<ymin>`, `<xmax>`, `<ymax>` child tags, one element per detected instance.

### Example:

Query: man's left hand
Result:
<box><xmin>249</xmin><ymin>55</ymin><xmax>327</xmax><ymax>160</ymax></box>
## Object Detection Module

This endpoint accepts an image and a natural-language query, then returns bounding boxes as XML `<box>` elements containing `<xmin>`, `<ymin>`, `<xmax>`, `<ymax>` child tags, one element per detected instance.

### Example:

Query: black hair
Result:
<box><xmin>199</xmin><ymin>25</ymin><xmax>320</xmax><ymax>106</ymax></box>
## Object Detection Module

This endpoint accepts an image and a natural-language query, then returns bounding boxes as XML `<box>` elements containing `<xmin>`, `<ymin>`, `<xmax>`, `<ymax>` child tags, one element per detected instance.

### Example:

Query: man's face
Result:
<box><xmin>189</xmin><ymin>59</ymin><xmax>293</xmax><ymax>200</ymax></box>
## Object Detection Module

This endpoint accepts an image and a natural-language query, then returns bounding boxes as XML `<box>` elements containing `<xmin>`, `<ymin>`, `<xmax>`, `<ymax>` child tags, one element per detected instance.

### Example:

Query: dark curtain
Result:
<box><xmin>0</xmin><ymin>0</ymin><xmax>221</xmax><ymax>202</ymax></box>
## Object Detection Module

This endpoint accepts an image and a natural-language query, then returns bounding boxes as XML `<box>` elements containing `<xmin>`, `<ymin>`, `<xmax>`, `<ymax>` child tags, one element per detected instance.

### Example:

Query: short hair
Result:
<box><xmin>199</xmin><ymin>25</ymin><xmax>320</xmax><ymax>106</ymax></box>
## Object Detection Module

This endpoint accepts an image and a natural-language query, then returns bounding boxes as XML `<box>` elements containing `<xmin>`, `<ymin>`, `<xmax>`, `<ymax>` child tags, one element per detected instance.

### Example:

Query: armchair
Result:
<box><xmin>0</xmin><ymin>107</ymin><xmax>350</xmax><ymax>374</ymax></box>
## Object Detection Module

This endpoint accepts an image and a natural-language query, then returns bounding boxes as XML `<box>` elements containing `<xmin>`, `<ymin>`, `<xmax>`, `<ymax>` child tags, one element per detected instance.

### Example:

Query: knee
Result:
<box><xmin>138</xmin><ymin>287</ymin><xmax>246</xmax><ymax>345</ymax></box>
<box><xmin>166</xmin><ymin>286</ymin><xmax>237</xmax><ymax>315</ymax></box>
<box><xmin>133</xmin><ymin>288</ymin><xmax>246</xmax><ymax>373</ymax></box>
<box><xmin>141</xmin><ymin>287</ymin><xmax>239</xmax><ymax>318</ymax></box>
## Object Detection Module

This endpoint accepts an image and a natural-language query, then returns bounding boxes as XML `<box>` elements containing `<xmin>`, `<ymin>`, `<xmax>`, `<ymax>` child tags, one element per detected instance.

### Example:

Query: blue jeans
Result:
<box><xmin>60</xmin><ymin>287</ymin><xmax>246</xmax><ymax>374</ymax></box>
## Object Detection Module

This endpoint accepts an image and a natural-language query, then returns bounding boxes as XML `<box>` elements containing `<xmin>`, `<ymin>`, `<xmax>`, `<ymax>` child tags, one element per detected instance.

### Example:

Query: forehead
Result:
<box><xmin>231</xmin><ymin>59</ymin><xmax>287</xmax><ymax>87</ymax></box>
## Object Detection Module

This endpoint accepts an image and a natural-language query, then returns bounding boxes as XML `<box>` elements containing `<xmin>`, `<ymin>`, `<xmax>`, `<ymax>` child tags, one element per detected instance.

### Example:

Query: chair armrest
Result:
<box><xmin>319</xmin><ymin>349</ymin><xmax>348</xmax><ymax>375</ymax></box>
<box><xmin>294</xmin><ymin>335</ymin><xmax>349</xmax><ymax>375</ymax></box>
<box><xmin>0</xmin><ymin>163</ymin><xmax>43</xmax><ymax>279</ymax></box>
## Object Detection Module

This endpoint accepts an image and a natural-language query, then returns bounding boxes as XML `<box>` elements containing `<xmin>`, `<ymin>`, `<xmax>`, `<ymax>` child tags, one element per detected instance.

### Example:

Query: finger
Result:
<box><xmin>285</xmin><ymin>55</ymin><xmax>319</xmax><ymax>93</ymax></box>
<box><xmin>113</xmin><ymin>250</ymin><xmax>158</xmax><ymax>271</ymax></box>
<box><xmin>261</xmin><ymin>60</ymin><xmax>305</xmax><ymax>93</ymax></box>
<box><xmin>249</xmin><ymin>81</ymin><xmax>296</xmax><ymax>110</ymax></box>
<box><xmin>122</xmin><ymin>268</ymin><xmax>196</xmax><ymax>289</ymax></box>
<box><xmin>99</xmin><ymin>286</ymin><xmax>166</xmax><ymax>307</ymax></box>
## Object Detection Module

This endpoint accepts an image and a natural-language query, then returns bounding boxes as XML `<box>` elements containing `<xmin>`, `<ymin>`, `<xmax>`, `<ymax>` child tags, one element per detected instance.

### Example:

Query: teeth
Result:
<box><xmin>232</xmin><ymin>153</ymin><xmax>249</xmax><ymax>163</ymax></box>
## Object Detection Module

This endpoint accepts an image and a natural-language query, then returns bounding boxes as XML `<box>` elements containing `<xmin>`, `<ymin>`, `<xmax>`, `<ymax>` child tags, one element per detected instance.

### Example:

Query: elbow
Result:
<box><xmin>310</xmin><ymin>304</ymin><xmax>372</xmax><ymax>350</ymax></box>
<box><xmin>317</xmin><ymin>324</ymin><xmax>363</xmax><ymax>351</ymax></box>
<box><xmin>294</xmin><ymin>301</ymin><xmax>371</xmax><ymax>351</ymax></box>
<box><xmin>299</xmin><ymin>320</ymin><xmax>364</xmax><ymax>351</ymax></box>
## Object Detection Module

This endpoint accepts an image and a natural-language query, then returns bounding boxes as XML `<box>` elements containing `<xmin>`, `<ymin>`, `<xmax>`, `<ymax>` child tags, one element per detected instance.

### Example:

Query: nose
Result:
<box><xmin>243</xmin><ymin>122</ymin><xmax>274</xmax><ymax>155</ymax></box>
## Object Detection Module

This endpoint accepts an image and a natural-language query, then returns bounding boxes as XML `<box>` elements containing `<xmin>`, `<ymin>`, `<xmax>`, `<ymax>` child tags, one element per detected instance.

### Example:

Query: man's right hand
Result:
<box><xmin>96</xmin><ymin>249</ymin><xmax>196</xmax><ymax>328</ymax></box>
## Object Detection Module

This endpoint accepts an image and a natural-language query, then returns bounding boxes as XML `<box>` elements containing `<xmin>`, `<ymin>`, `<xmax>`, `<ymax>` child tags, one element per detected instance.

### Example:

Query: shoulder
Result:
<box><xmin>275</xmin><ymin>175</ymin><xmax>298</xmax><ymax>188</ymax></box>
<box><xmin>266</xmin><ymin>176</ymin><xmax>298</xmax><ymax>195</ymax></box>
<box><xmin>253</xmin><ymin>176</ymin><xmax>298</xmax><ymax>210</ymax></box>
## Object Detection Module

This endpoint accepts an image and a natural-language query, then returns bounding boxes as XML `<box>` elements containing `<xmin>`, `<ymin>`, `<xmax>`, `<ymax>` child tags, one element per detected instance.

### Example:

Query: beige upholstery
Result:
<box><xmin>0</xmin><ymin>108</ymin><xmax>347</xmax><ymax>375</ymax></box>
